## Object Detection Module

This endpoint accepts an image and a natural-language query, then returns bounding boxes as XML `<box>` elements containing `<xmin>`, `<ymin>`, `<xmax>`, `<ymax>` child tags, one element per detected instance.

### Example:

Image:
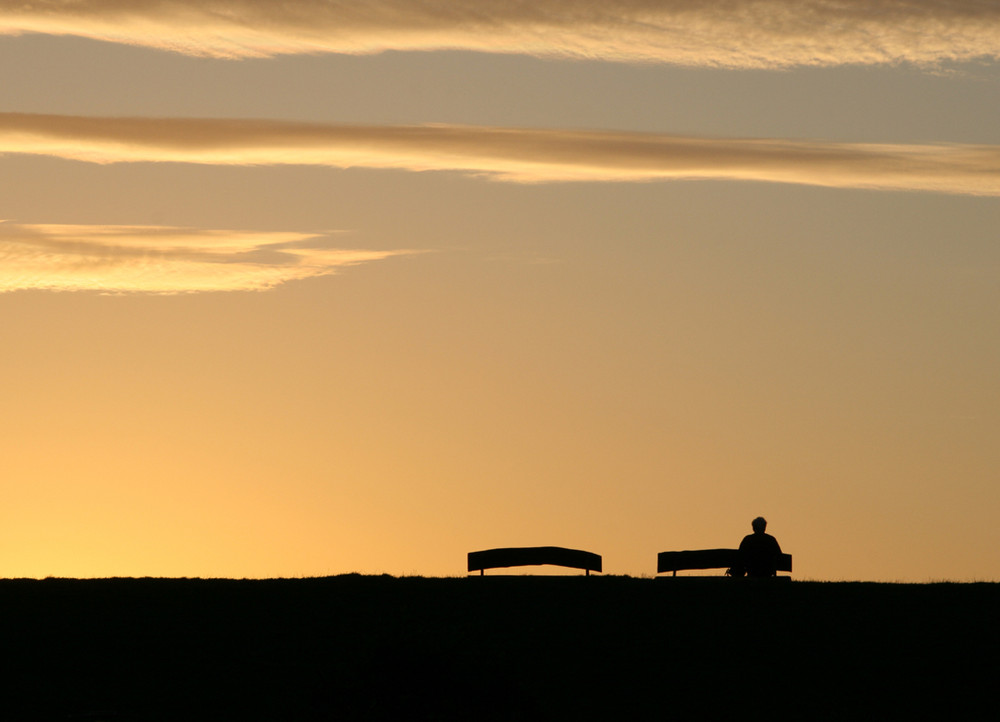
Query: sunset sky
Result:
<box><xmin>2</xmin><ymin>1</ymin><xmax>998</xmax><ymax>581</ymax></box>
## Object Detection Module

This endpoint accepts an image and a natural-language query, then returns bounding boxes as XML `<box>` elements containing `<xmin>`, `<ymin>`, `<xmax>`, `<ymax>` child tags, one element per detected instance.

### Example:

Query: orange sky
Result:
<box><xmin>2</xmin><ymin>1</ymin><xmax>999</xmax><ymax>581</ymax></box>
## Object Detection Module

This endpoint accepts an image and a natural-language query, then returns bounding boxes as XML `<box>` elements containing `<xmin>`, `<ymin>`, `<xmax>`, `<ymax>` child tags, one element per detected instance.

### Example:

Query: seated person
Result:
<box><xmin>731</xmin><ymin>517</ymin><xmax>782</xmax><ymax>577</ymax></box>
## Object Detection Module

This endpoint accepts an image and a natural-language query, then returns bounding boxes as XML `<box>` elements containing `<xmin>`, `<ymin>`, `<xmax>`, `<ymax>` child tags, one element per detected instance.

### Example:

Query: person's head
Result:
<box><xmin>752</xmin><ymin>516</ymin><xmax>767</xmax><ymax>533</ymax></box>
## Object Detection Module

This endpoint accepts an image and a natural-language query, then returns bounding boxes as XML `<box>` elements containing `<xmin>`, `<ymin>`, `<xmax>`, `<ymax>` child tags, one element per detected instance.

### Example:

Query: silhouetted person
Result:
<box><xmin>734</xmin><ymin>517</ymin><xmax>782</xmax><ymax>578</ymax></box>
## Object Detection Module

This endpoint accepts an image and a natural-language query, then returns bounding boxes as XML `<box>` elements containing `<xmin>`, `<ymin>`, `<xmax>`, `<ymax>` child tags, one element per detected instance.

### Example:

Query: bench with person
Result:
<box><xmin>658</xmin><ymin>517</ymin><xmax>791</xmax><ymax>577</ymax></box>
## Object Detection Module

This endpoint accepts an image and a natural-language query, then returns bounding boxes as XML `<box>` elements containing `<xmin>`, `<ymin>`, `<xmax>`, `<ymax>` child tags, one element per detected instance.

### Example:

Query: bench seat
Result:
<box><xmin>657</xmin><ymin>548</ymin><xmax>792</xmax><ymax>576</ymax></box>
<box><xmin>468</xmin><ymin>546</ymin><xmax>602</xmax><ymax>575</ymax></box>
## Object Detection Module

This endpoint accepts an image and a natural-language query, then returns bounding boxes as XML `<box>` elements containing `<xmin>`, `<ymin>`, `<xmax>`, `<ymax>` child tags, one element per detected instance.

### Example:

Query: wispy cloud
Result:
<box><xmin>3</xmin><ymin>113</ymin><xmax>999</xmax><ymax>196</ymax></box>
<box><xmin>1</xmin><ymin>0</ymin><xmax>998</xmax><ymax>66</ymax></box>
<box><xmin>0</xmin><ymin>221</ymin><xmax>412</xmax><ymax>293</ymax></box>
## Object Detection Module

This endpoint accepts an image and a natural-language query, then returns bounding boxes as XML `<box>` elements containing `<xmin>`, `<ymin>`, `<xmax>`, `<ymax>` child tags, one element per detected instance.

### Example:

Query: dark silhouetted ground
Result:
<box><xmin>0</xmin><ymin>575</ymin><xmax>995</xmax><ymax>720</ymax></box>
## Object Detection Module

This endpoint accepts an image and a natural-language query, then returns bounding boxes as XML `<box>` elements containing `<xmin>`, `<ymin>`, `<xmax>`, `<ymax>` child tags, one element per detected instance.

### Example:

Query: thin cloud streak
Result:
<box><xmin>0</xmin><ymin>222</ymin><xmax>412</xmax><ymax>293</ymax></box>
<box><xmin>1</xmin><ymin>0</ymin><xmax>998</xmax><ymax>66</ymax></box>
<box><xmin>2</xmin><ymin>113</ymin><xmax>999</xmax><ymax>196</ymax></box>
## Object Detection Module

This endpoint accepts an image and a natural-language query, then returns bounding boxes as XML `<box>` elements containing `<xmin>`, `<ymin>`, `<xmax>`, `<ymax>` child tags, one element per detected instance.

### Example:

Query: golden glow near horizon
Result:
<box><xmin>1</xmin><ymin>2</ymin><xmax>998</xmax><ymax>582</ymax></box>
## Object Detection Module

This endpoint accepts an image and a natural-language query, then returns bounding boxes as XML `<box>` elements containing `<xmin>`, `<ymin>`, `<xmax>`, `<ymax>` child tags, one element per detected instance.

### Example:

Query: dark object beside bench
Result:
<box><xmin>657</xmin><ymin>549</ymin><xmax>792</xmax><ymax>576</ymax></box>
<box><xmin>468</xmin><ymin>546</ymin><xmax>602</xmax><ymax>575</ymax></box>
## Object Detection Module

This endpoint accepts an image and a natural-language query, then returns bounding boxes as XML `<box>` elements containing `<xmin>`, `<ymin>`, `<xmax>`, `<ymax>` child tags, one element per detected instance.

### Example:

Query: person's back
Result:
<box><xmin>738</xmin><ymin>517</ymin><xmax>782</xmax><ymax>577</ymax></box>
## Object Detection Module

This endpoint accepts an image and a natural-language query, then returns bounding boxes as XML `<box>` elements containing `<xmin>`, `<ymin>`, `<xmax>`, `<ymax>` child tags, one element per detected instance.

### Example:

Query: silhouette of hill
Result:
<box><xmin>0</xmin><ymin>575</ymin><xmax>994</xmax><ymax>720</ymax></box>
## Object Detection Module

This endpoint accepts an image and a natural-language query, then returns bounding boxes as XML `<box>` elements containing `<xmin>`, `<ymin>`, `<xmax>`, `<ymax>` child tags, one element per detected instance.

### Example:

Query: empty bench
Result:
<box><xmin>657</xmin><ymin>549</ymin><xmax>792</xmax><ymax>577</ymax></box>
<box><xmin>468</xmin><ymin>546</ymin><xmax>602</xmax><ymax>576</ymax></box>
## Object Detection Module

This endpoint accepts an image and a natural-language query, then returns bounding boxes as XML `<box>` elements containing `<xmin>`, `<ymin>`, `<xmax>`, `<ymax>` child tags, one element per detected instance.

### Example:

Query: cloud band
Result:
<box><xmin>0</xmin><ymin>221</ymin><xmax>411</xmax><ymax>293</ymax></box>
<box><xmin>2</xmin><ymin>112</ymin><xmax>999</xmax><ymax>196</ymax></box>
<box><xmin>1</xmin><ymin>0</ymin><xmax>999</xmax><ymax>66</ymax></box>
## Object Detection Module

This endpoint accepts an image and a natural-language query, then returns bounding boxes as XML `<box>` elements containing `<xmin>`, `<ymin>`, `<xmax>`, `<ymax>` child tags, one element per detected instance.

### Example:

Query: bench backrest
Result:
<box><xmin>657</xmin><ymin>549</ymin><xmax>792</xmax><ymax>575</ymax></box>
<box><xmin>468</xmin><ymin>546</ymin><xmax>602</xmax><ymax>575</ymax></box>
